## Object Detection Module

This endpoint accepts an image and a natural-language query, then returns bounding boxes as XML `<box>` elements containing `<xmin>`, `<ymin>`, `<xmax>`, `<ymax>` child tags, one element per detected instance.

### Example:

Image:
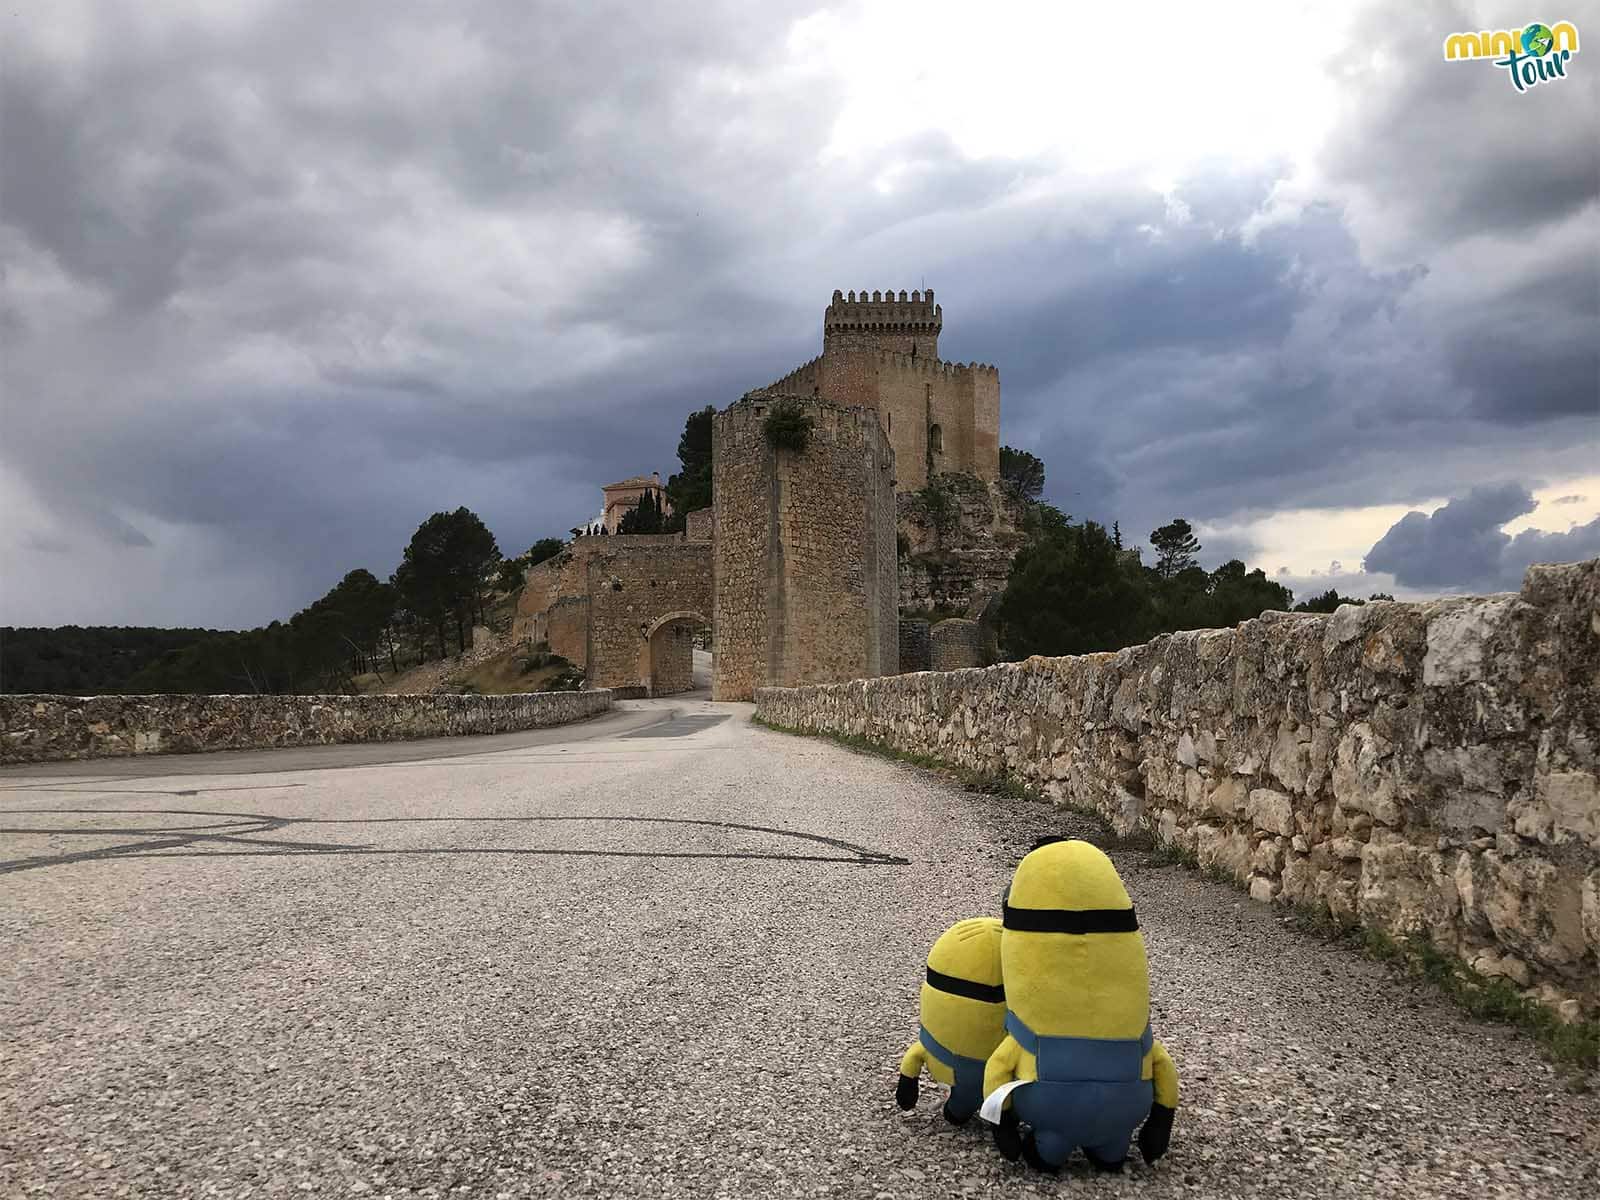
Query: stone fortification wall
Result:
<box><xmin>580</xmin><ymin>540</ymin><xmax>712</xmax><ymax>691</ymax></box>
<box><xmin>2</xmin><ymin>689</ymin><xmax>614</xmax><ymax>766</ymax></box>
<box><xmin>899</xmin><ymin>620</ymin><xmax>932</xmax><ymax>673</ymax></box>
<box><xmin>544</xmin><ymin>596</ymin><xmax>590</xmax><ymax>667</ymax></box>
<box><xmin>712</xmin><ymin>394</ymin><xmax>899</xmax><ymax>701</ymax></box>
<box><xmin>759</xmin><ymin>291</ymin><xmax>999</xmax><ymax>492</ymax></box>
<box><xmin>685</xmin><ymin>507</ymin><xmax>714</xmax><ymax>543</ymax></box>
<box><xmin>512</xmin><ymin>535</ymin><xmax>711</xmax><ymax>692</ymax></box>
<box><xmin>930</xmin><ymin>618</ymin><xmax>987</xmax><ymax>671</ymax></box>
<box><xmin>756</xmin><ymin>559</ymin><xmax>1600</xmax><ymax>1017</ymax></box>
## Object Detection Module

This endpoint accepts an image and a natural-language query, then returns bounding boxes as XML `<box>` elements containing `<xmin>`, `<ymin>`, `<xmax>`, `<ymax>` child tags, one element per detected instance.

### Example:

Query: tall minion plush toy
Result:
<box><xmin>980</xmin><ymin>839</ymin><xmax>1179</xmax><ymax>1173</ymax></box>
<box><xmin>895</xmin><ymin>917</ymin><xmax>1008</xmax><ymax>1124</ymax></box>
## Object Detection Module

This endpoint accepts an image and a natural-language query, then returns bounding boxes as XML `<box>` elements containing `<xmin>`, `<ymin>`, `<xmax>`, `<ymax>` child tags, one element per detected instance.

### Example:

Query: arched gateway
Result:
<box><xmin>639</xmin><ymin>610</ymin><xmax>708</xmax><ymax>696</ymax></box>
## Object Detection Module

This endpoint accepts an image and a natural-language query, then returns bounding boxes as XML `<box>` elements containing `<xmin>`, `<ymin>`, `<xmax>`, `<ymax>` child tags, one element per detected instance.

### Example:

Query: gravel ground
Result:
<box><xmin>1</xmin><ymin>698</ymin><xmax>1594</xmax><ymax>1198</ymax></box>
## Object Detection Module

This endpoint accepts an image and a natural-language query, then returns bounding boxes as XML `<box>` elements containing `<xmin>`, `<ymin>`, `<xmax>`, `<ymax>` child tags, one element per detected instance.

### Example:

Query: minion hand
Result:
<box><xmin>895</xmin><ymin>1073</ymin><xmax>919</xmax><ymax>1110</ymax></box>
<box><xmin>1137</xmin><ymin>1103</ymin><xmax>1175</xmax><ymax>1163</ymax></box>
<box><xmin>992</xmin><ymin>1106</ymin><xmax>1022</xmax><ymax>1161</ymax></box>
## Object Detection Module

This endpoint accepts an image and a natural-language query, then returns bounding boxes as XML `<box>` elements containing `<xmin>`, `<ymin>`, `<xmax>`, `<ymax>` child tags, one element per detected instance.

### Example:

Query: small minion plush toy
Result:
<box><xmin>895</xmin><ymin>917</ymin><xmax>1008</xmax><ymax>1124</ymax></box>
<box><xmin>980</xmin><ymin>838</ymin><xmax>1179</xmax><ymax>1173</ymax></box>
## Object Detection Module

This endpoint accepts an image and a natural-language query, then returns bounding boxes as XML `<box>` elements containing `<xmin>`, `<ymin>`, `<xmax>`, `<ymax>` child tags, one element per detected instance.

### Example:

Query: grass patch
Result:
<box><xmin>1284</xmin><ymin>909</ymin><xmax>1597</xmax><ymax>1078</ymax></box>
<box><xmin>1149</xmin><ymin>840</ymin><xmax>1199</xmax><ymax>870</ymax></box>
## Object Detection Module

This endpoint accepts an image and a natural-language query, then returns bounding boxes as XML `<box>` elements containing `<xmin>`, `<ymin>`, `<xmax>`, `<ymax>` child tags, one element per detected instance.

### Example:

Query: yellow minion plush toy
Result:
<box><xmin>980</xmin><ymin>838</ymin><xmax>1179</xmax><ymax>1173</ymax></box>
<box><xmin>895</xmin><ymin>917</ymin><xmax>1008</xmax><ymax>1124</ymax></box>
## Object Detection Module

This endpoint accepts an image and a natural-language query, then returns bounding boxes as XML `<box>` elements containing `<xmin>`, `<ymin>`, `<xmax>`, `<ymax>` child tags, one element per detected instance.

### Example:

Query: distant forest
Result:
<box><xmin>1</xmin><ymin>626</ymin><xmax>234</xmax><ymax>695</ymax></box>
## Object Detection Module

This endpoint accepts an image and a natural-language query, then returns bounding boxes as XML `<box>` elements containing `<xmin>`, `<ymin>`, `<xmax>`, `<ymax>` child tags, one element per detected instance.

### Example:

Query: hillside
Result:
<box><xmin>0</xmin><ymin>626</ymin><xmax>234</xmax><ymax>695</ymax></box>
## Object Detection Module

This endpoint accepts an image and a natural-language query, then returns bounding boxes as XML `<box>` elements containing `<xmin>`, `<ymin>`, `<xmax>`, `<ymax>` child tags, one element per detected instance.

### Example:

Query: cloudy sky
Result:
<box><xmin>2</xmin><ymin>0</ymin><xmax>1596</xmax><ymax>628</ymax></box>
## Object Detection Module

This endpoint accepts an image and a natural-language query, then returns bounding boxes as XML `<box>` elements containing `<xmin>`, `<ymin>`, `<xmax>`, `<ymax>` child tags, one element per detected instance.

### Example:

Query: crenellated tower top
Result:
<box><xmin>823</xmin><ymin>287</ymin><xmax>942</xmax><ymax>359</ymax></box>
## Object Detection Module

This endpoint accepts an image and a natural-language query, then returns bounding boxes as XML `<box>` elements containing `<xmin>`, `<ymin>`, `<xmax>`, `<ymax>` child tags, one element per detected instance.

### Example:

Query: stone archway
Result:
<box><xmin>638</xmin><ymin>610</ymin><xmax>709</xmax><ymax>696</ymax></box>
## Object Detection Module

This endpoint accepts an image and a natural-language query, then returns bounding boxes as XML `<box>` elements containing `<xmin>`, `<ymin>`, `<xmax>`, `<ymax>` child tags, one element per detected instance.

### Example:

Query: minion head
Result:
<box><xmin>1001</xmin><ymin>839</ymin><xmax>1149</xmax><ymax>1039</ymax></box>
<box><xmin>920</xmin><ymin>917</ymin><xmax>1007</xmax><ymax>1061</ymax></box>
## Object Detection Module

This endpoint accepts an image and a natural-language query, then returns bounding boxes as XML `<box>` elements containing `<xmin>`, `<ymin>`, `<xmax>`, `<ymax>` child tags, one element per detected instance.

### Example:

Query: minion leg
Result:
<box><xmin>1022</xmin><ymin>1130</ymin><xmax>1070</xmax><ymax>1173</ymax></box>
<box><xmin>942</xmin><ymin>1064</ymin><xmax>985</xmax><ymax>1125</ymax></box>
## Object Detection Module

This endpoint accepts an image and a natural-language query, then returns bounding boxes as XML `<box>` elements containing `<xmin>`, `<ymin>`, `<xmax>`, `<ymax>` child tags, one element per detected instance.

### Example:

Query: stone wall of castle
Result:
<box><xmin>762</xmin><ymin>290</ymin><xmax>999</xmax><ymax>492</ymax></box>
<box><xmin>756</xmin><ymin>559</ymin><xmax>1600</xmax><ymax>1018</ymax></box>
<box><xmin>898</xmin><ymin>619</ymin><xmax>932</xmax><ymax>674</ymax></box>
<box><xmin>512</xmin><ymin>535</ymin><xmax>711</xmax><ymax>693</ymax></box>
<box><xmin>1</xmin><ymin>689</ymin><xmax>615</xmax><ymax>765</ymax></box>
<box><xmin>712</xmin><ymin>395</ymin><xmax>899</xmax><ymax>700</ymax></box>
<box><xmin>930</xmin><ymin>618</ymin><xmax>987</xmax><ymax>671</ymax></box>
<box><xmin>685</xmin><ymin>507</ymin><xmax>714</xmax><ymax>543</ymax></box>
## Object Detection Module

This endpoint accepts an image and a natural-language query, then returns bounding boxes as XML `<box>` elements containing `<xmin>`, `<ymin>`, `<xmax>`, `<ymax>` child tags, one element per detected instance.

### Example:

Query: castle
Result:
<box><xmin>514</xmin><ymin>289</ymin><xmax>1009</xmax><ymax>699</ymax></box>
<box><xmin>762</xmin><ymin>290</ymin><xmax>1000</xmax><ymax>492</ymax></box>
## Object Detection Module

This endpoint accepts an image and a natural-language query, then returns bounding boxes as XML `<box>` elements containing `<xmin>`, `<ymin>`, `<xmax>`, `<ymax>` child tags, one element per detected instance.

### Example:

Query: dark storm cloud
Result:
<box><xmin>1363</xmin><ymin>484</ymin><xmax>1600</xmax><ymax>591</ymax></box>
<box><xmin>1321</xmin><ymin>3</ymin><xmax>1600</xmax><ymax>254</ymax></box>
<box><xmin>2</xmin><ymin>0</ymin><xmax>1597</xmax><ymax>627</ymax></box>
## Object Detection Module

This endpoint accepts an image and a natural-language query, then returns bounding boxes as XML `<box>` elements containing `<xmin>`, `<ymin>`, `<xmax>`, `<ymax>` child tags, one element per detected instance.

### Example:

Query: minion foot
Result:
<box><xmin>1083</xmin><ymin>1149</ymin><xmax>1126</xmax><ymax>1175</ymax></box>
<box><xmin>992</xmin><ymin>1109</ymin><xmax>1022</xmax><ymax>1161</ymax></box>
<box><xmin>941</xmin><ymin>1098</ymin><xmax>974</xmax><ymax>1125</ymax></box>
<box><xmin>1019</xmin><ymin>1132</ymin><xmax>1061</xmax><ymax>1175</ymax></box>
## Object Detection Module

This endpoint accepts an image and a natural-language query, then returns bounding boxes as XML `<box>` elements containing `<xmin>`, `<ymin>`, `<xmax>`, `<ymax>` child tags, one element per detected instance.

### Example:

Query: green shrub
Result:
<box><xmin>763</xmin><ymin>399</ymin><xmax>814</xmax><ymax>453</ymax></box>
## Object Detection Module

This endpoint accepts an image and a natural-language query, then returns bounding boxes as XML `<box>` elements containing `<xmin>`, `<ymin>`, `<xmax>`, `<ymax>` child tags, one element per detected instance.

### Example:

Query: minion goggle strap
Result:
<box><xmin>1002</xmin><ymin>904</ymin><xmax>1139</xmax><ymax>933</ymax></box>
<box><xmin>925</xmin><ymin>966</ymin><xmax>1005</xmax><ymax>1003</ymax></box>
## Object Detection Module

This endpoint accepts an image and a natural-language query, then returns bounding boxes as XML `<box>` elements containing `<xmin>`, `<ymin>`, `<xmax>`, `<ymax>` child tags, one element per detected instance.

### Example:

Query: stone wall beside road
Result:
<box><xmin>757</xmin><ymin>559</ymin><xmax>1600</xmax><ymax>1018</ymax></box>
<box><xmin>1</xmin><ymin>689</ymin><xmax>614</xmax><ymax>766</ymax></box>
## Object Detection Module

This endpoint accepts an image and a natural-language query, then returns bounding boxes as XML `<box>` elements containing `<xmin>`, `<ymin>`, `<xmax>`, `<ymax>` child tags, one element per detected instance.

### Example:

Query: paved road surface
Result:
<box><xmin>2</xmin><ymin>698</ymin><xmax>1593</xmax><ymax>1198</ymax></box>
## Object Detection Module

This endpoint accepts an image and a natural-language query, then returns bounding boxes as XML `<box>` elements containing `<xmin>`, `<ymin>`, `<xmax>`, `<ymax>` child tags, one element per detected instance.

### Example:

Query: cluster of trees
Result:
<box><xmin>7</xmin><ymin>509</ymin><xmax>575</xmax><ymax>697</ymax></box>
<box><xmin>617</xmin><ymin>489</ymin><xmax>668</xmax><ymax>534</ymax></box>
<box><xmin>999</xmin><ymin>509</ymin><xmax>1295</xmax><ymax>658</ymax></box>
<box><xmin>995</xmin><ymin>458</ymin><xmax>1391</xmax><ymax>658</ymax></box>
<box><xmin>0</xmin><ymin>626</ymin><xmax>230</xmax><ymax>695</ymax></box>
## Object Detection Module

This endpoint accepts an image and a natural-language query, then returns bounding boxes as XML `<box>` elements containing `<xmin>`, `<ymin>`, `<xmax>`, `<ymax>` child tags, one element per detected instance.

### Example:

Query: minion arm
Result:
<box><xmin>982</xmin><ymin>1033</ymin><xmax>1022</xmax><ymax>1099</ymax></box>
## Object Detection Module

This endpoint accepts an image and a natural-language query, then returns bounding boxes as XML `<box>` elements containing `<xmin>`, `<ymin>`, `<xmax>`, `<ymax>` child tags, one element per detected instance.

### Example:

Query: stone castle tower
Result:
<box><xmin>711</xmin><ymin>395</ymin><xmax>899</xmax><ymax>701</ymax></box>
<box><xmin>762</xmin><ymin>289</ymin><xmax>999</xmax><ymax>491</ymax></box>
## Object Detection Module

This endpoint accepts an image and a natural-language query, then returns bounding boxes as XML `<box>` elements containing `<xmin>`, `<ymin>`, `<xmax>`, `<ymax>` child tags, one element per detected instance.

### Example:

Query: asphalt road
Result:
<box><xmin>2</xmin><ymin>698</ymin><xmax>1594</xmax><ymax>1198</ymax></box>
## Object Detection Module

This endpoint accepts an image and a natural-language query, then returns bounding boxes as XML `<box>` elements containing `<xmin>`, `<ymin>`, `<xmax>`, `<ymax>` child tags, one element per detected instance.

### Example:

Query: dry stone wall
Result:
<box><xmin>1</xmin><ymin>689</ymin><xmax>614</xmax><ymax>766</ymax></box>
<box><xmin>757</xmin><ymin>559</ymin><xmax>1600</xmax><ymax>1018</ymax></box>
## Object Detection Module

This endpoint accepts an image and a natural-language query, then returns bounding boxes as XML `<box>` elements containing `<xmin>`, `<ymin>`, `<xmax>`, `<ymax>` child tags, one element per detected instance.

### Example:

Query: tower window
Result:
<box><xmin>929</xmin><ymin>423</ymin><xmax>943</xmax><ymax>453</ymax></box>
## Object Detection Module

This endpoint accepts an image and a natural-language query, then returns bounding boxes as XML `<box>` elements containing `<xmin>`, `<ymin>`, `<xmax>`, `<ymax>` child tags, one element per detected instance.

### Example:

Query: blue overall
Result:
<box><xmin>918</xmin><ymin>1025</ymin><xmax>987</xmax><ymax>1121</ymax></box>
<box><xmin>1004</xmin><ymin>1011</ymin><xmax>1154</xmax><ymax>1167</ymax></box>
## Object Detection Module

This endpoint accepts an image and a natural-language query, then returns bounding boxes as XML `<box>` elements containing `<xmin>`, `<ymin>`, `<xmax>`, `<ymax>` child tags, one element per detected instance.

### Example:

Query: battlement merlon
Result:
<box><xmin>824</xmin><ymin>288</ymin><xmax>942</xmax><ymax>359</ymax></box>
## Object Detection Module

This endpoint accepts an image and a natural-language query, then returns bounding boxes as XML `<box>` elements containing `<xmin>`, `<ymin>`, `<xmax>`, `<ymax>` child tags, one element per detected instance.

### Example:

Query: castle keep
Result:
<box><xmin>762</xmin><ymin>290</ymin><xmax>1000</xmax><ymax>492</ymax></box>
<box><xmin>511</xmin><ymin>288</ymin><xmax>1005</xmax><ymax>696</ymax></box>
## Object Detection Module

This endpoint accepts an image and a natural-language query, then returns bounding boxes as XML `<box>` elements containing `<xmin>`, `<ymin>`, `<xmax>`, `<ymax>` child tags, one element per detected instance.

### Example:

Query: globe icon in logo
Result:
<box><xmin>1521</xmin><ymin>23</ymin><xmax>1554</xmax><ymax>56</ymax></box>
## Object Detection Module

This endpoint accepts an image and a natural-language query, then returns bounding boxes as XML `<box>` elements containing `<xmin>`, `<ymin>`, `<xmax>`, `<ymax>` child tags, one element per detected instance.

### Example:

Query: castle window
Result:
<box><xmin>929</xmin><ymin>423</ymin><xmax>943</xmax><ymax>453</ymax></box>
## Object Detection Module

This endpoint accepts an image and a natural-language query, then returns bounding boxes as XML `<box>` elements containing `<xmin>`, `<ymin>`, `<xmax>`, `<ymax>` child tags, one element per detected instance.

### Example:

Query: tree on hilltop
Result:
<box><xmin>999</xmin><ymin>446</ymin><xmax>1046</xmax><ymax>502</ymax></box>
<box><xmin>999</xmin><ymin>517</ymin><xmax>1149</xmax><ymax>657</ymax></box>
<box><xmin>1150</xmin><ymin>518</ymin><xmax>1201</xmax><ymax>580</ymax></box>
<box><xmin>665</xmin><ymin>405</ymin><xmax>715</xmax><ymax>532</ymax></box>
<box><xmin>394</xmin><ymin>508</ymin><xmax>501</xmax><ymax>656</ymax></box>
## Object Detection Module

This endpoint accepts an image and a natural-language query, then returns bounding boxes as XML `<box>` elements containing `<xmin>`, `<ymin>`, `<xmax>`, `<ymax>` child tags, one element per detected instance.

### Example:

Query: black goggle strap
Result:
<box><xmin>924</xmin><ymin>965</ymin><xmax>1005</xmax><ymax>1003</ymax></box>
<box><xmin>1002</xmin><ymin>904</ymin><xmax>1139</xmax><ymax>934</ymax></box>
